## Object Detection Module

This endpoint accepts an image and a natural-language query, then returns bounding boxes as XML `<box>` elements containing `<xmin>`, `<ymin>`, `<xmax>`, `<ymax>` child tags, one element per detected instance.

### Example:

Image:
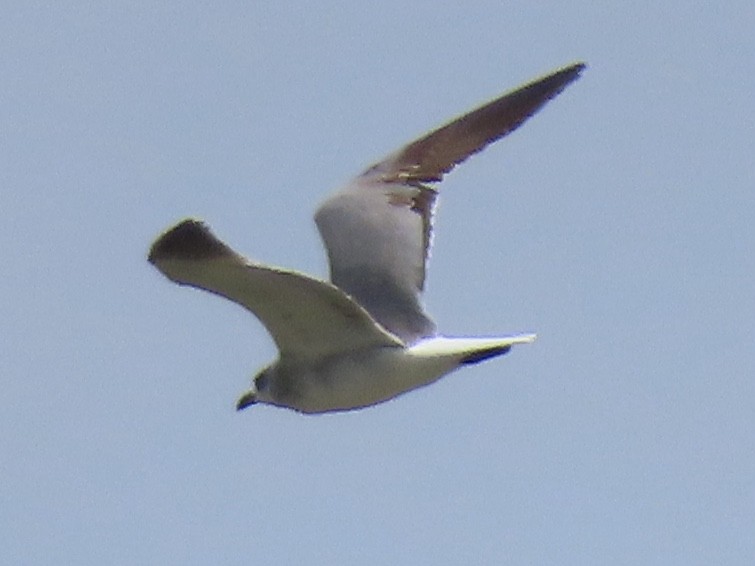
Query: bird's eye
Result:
<box><xmin>255</xmin><ymin>371</ymin><xmax>269</xmax><ymax>391</ymax></box>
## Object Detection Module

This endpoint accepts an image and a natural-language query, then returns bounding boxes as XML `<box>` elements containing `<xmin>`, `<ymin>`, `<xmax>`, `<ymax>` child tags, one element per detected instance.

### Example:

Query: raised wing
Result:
<box><xmin>316</xmin><ymin>63</ymin><xmax>585</xmax><ymax>344</ymax></box>
<box><xmin>363</xmin><ymin>62</ymin><xmax>585</xmax><ymax>184</ymax></box>
<box><xmin>316</xmin><ymin>181</ymin><xmax>437</xmax><ymax>343</ymax></box>
<box><xmin>149</xmin><ymin>219</ymin><xmax>402</xmax><ymax>362</ymax></box>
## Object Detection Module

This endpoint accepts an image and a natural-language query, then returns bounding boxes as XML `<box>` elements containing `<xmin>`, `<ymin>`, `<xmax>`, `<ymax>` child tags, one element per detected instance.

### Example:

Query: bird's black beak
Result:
<box><xmin>236</xmin><ymin>391</ymin><xmax>257</xmax><ymax>411</ymax></box>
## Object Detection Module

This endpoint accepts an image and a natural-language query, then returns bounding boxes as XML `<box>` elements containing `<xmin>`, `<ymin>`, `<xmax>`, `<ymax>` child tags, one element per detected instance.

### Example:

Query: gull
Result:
<box><xmin>148</xmin><ymin>62</ymin><xmax>585</xmax><ymax>414</ymax></box>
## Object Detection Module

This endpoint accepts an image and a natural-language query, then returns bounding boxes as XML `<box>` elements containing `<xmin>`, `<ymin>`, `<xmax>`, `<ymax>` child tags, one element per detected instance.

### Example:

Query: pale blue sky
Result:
<box><xmin>2</xmin><ymin>2</ymin><xmax>754</xmax><ymax>564</ymax></box>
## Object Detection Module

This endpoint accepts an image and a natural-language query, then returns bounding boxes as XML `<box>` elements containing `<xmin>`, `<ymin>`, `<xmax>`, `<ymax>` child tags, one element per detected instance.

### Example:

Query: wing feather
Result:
<box><xmin>149</xmin><ymin>219</ymin><xmax>402</xmax><ymax>361</ymax></box>
<box><xmin>364</xmin><ymin>62</ymin><xmax>586</xmax><ymax>184</ymax></box>
<box><xmin>316</xmin><ymin>63</ymin><xmax>585</xmax><ymax>343</ymax></box>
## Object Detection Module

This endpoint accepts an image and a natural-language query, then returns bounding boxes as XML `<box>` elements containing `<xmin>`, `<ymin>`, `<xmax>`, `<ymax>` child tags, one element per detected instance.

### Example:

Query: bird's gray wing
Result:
<box><xmin>149</xmin><ymin>219</ymin><xmax>402</xmax><ymax>362</ymax></box>
<box><xmin>316</xmin><ymin>181</ymin><xmax>438</xmax><ymax>343</ymax></box>
<box><xmin>315</xmin><ymin>62</ymin><xmax>585</xmax><ymax>344</ymax></box>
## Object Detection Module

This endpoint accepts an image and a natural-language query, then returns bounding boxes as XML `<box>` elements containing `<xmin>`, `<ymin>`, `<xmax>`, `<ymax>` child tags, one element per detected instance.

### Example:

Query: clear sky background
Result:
<box><xmin>2</xmin><ymin>2</ymin><xmax>754</xmax><ymax>564</ymax></box>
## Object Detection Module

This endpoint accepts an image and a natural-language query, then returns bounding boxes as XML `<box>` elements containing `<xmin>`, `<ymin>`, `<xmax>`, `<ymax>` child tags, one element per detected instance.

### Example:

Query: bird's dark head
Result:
<box><xmin>236</xmin><ymin>366</ymin><xmax>273</xmax><ymax>411</ymax></box>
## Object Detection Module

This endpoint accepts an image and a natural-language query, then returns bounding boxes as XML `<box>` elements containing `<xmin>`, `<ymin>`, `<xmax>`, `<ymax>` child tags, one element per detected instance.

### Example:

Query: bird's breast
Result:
<box><xmin>288</xmin><ymin>346</ymin><xmax>459</xmax><ymax>414</ymax></box>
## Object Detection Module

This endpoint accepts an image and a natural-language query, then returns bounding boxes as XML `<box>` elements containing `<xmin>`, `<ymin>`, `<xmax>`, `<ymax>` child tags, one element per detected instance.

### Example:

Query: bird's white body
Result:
<box><xmin>256</xmin><ymin>335</ymin><xmax>536</xmax><ymax>413</ymax></box>
<box><xmin>148</xmin><ymin>63</ymin><xmax>583</xmax><ymax>414</ymax></box>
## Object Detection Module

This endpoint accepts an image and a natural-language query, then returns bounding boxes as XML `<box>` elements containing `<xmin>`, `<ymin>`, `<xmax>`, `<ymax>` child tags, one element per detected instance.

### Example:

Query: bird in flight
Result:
<box><xmin>149</xmin><ymin>62</ymin><xmax>585</xmax><ymax>414</ymax></box>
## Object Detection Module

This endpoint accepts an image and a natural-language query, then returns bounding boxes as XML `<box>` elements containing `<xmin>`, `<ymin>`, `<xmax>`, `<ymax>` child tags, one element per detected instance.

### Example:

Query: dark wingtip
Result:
<box><xmin>525</xmin><ymin>61</ymin><xmax>587</xmax><ymax>102</ymax></box>
<box><xmin>565</xmin><ymin>61</ymin><xmax>587</xmax><ymax>83</ymax></box>
<box><xmin>148</xmin><ymin>219</ymin><xmax>233</xmax><ymax>264</ymax></box>
<box><xmin>566</xmin><ymin>61</ymin><xmax>588</xmax><ymax>74</ymax></box>
<box><xmin>552</xmin><ymin>61</ymin><xmax>587</xmax><ymax>82</ymax></box>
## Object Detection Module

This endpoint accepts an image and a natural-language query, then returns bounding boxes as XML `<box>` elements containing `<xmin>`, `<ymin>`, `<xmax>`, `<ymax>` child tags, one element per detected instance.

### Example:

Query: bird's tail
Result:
<box><xmin>408</xmin><ymin>333</ymin><xmax>536</xmax><ymax>365</ymax></box>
